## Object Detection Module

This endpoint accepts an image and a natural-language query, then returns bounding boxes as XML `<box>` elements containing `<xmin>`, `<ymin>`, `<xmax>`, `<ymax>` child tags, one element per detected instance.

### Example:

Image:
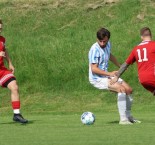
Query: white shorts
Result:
<box><xmin>90</xmin><ymin>77</ymin><xmax>123</xmax><ymax>90</ymax></box>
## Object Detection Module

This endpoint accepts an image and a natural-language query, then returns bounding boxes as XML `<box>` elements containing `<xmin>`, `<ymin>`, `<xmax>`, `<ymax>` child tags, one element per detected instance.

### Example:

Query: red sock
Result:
<box><xmin>12</xmin><ymin>101</ymin><xmax>20</xmax><ymax>109</ymax></box>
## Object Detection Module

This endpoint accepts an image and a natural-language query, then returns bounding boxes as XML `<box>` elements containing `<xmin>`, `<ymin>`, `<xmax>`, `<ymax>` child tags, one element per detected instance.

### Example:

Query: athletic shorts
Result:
<box><xmin>0</xmin><ymin>68</ymin><xmax>16</xmax><ymax>87</ymax></box>
<box><xmin>141</xmin><ymin>81</ymin><xmax>155</xmax><ymax>95</ymax></box>
<box><xmin>90</xmin><ymin>77</ymin><xmax>123</xmax><ymax>90</ymax></box>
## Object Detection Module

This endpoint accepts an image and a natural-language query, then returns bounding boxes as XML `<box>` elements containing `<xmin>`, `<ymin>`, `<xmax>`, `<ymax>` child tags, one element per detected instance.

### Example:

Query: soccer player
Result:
<box><xmin>111</xmin><ymin>27</ymin><xmax>155</xmax><ymax>96</ymax></box>
<box><xmin>0</xmin><ymin>19</ymin><xmax>28</xmax><ymax>123</ymax></box>
<box><xmin>89</xmin><ymin>28</ymin><xmax>140</xmax><ymax>124</ymax></box>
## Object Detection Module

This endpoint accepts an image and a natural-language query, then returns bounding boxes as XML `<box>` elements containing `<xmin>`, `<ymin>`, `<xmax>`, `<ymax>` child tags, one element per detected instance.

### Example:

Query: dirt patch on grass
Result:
<box><xmin>1</xmin><ymin>0</ymin><xmax>81</xmax><ymax>9</ymax></box>
<box><xmin>86</xmin><ymin>0</ymin><xmax>120</xmax><ymax>11</ymax></box>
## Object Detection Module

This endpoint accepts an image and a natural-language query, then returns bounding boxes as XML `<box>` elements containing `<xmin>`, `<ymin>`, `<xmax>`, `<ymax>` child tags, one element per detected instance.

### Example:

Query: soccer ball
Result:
<box><xmin>81</xmin><ymin>112</ymin><xmax>95</xmax><ymax>125</ymax></box>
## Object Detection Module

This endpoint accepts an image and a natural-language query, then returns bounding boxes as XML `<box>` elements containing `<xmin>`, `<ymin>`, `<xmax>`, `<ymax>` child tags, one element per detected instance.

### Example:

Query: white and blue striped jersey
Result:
<box><xmin>88</xmin><ymin>41</ymin><xmax>111</xmax><ymax>82</ymax></box>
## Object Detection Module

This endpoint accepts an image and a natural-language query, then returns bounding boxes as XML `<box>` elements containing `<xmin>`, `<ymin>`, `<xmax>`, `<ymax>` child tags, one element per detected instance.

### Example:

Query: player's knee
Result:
<box><xmin>130</xmin><ymin>88</ymin><xmax>133</xmax><ymax>94</ymax></box>
<box><xmin>13</xmin><ymin>84</ymin><xmax>18</xmax><ymax>91</ymax></box>
<box><xmin>127</xmin><ymin>87</ymin><xmax>133</xmax><ymax>94</ymax></box>
<box><xmin>10</xmin><ymin>84</ymin><xmax>18</xmax><ymax>92</ymax></box>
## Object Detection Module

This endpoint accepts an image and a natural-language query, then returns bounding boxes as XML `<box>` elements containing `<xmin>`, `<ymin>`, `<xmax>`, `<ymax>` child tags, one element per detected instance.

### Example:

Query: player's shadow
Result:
<box><xmin>107</xmin><ymin>120</ymin><xmax>119</xmax><ymax>124</ymax></box>
<box><xmin>0</xmin><ymin>120</ymin><xmax>37</xmax><ymax>125</ymax></box>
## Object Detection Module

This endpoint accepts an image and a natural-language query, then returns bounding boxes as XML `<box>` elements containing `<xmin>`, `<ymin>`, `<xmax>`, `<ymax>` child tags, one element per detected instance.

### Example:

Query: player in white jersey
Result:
<box><xmin>88</xmin><ymin>28</ymin><xmax>141</xmax><ymax>124</ymax></box>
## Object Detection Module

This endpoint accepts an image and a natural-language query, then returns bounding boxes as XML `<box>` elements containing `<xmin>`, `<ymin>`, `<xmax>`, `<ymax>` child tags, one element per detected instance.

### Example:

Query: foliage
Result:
<box><xmin>0</xmin><ymin>0</ymin><xmax>155</xmax><ymax>112</ymax></box>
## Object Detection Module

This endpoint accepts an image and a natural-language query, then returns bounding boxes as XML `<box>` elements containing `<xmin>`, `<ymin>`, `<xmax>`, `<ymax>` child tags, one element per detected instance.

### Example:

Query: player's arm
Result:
<box><xmin>114</xmin><ymin>48</ymin><xmax>135</xmax><ymax>79</ymax></box>
<box><xmin>5</xmin><ymin>48</ymin><xmax>15</xmax><ymax>73</ymax></box>
<box><xmin>110</xmin><ymin>48</ymin><xmax>135</xmax><ymax>84</ymax></box>
<box><xmin>109</xmin><ymin>53</ymin><xmax>121</xmax><ymax>68</ymax></box>
<box><xmin>0</xmin><ymin>51</ymin><xmax>5</xmax><ymax>57</ymax></box>
<box><xmin>116</xmin><ymin>62</ymin><xmax>130</xmax><ymax>78</ymax></box>
<box><xmin>110</xmin><ymin>62</ymin><xmax>130</xmax><ymax>84</ymax></box>
<box><xmin>91</xmin><ymin>63</ymin><xmax>117</xmax><ymax>77</ymax></box>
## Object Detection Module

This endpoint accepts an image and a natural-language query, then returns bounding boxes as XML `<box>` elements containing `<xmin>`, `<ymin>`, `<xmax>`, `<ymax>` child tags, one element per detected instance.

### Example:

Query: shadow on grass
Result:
<box><xmin>107</xmin><ymin>119</ymin><xmax>155</xmax><ymax>124</ymax></box>
<box><xmin>0</xmin><ymin>120</ymin><xmax>37</xmax><ymax>125</ymax></box>
<box><xmin>107</xmin><ymin>120</ymin><xmax>119</xmax><ymax>124</ymax></box>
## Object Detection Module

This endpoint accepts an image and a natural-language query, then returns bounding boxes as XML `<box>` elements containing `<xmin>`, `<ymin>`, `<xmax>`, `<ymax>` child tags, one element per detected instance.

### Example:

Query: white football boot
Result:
<box><xmin>119</xmin><ymin>120</ymin><xmax>133</xmax><ymax>125</ymax></box>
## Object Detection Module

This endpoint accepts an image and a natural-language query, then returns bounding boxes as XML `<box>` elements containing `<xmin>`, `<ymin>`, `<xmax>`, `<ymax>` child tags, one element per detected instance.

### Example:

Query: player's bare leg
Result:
<box><xmin>7</xmin><ymin>80</ymin><xmax>28</xmax><ymax>124</ymax></box>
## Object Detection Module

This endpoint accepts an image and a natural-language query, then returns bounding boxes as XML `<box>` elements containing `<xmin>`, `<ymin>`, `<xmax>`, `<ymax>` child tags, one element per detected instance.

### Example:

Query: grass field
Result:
<box><xmin>1</xmin><ymin>0</ymin><xmax>155</xmax><ymax>144</ymax></box>
<box><xmin>0</xmin><ymin>112</ymin><xmax>155</xmax><ymax>145</ymax></box>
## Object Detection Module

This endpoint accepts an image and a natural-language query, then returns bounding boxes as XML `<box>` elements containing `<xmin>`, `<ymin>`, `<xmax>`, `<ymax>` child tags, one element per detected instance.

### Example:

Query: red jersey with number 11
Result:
<box><xmin>126</xmin><ymin>41</ymin><xmax>155</xmax><ymax>83</ymax></box>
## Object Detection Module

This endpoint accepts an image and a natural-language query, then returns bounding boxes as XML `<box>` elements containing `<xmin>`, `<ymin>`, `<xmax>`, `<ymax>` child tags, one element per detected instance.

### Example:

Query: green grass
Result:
<box><xmin>0</xmin><ymin>0</ymin><xmax>155</xmax><ymax>95</ymax></box>
<box><xmin>0</xmin><ymin>0</ymin><xmax>154</xmax><ymax>94</ymax></box>
<box><xmin>0</xmin><ymin>0</ymin><xmax>155</xmax><ymax>144</ymax></box>
<box><xmin>0</xmin><ymin>112</ymin><xmax>155</xmax><ymax>145</ymax></box>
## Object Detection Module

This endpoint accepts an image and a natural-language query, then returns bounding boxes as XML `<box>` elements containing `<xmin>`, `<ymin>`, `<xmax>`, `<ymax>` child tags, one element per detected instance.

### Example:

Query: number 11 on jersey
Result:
<box><xmin>137</xmin><ymin>48</ymin><xmax>148</xmax><ymax>62</ymax></box>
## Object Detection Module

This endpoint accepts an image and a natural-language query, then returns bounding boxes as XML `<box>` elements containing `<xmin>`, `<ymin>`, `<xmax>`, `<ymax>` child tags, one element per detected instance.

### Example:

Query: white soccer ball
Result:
<box><xmin>81</xmin><ymin>112</ymin><xmax>95</xmax><ymax>125</ymax></box>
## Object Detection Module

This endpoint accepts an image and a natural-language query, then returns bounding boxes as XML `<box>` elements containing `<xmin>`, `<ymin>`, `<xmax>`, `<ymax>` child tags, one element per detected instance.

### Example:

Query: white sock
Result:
<box><xmin>126</xmin><ymin>95</ymin><xmax>133</xmax><ymax>118</ymax></box>
<box><xmin>117</xmin><ymin>92</ymin><xmax>127</xmax><ymax>121</ymax></box>
<box><xmin>13</xmin><ymin>109</ymin><xmax>20</xmax><ymax>114</ymax></box>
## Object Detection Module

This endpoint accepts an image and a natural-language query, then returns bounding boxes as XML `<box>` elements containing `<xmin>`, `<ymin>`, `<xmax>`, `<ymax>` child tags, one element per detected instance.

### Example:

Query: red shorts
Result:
<box><xmin>0</xmin><ymin>68</ymin><xmax>16</xmax><ymax>87</ymax></box>
<box><xmin>141</xmin><ymin>81</ymin><xmax>155</xmax><ymax>95</ymax></box>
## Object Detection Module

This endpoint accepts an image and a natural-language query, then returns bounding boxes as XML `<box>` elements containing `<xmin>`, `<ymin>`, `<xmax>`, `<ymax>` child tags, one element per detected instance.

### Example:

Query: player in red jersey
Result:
<box><xmin>111</xmin><ymin>27</ymin><xmax>155</xmax><ymax>95</ymax></box>
<box><xmin>0</xmin><ymin>19</ymin><xmax>28</xmax><ymax>123</ymax></box>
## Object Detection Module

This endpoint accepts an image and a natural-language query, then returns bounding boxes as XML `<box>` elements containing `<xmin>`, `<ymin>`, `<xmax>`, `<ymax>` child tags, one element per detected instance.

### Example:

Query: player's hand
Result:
<box><xmin>110</xmin><ymin>75</ymin><xmax>118</xmax><ymax>85</ymax></box>
<box><xmin>0</xmin><ymin>51</ymin><xmax>5</xmax><ymax>57</ymax></box>
<box><xmin>109</xmin><ymin>71</ymin><xmax>118</xmax><ymax>77</ymax></box>
<box><xmin>9</xmin><ymin>64</ymin><xmax>15</xmax><ymax>73</ymax></box>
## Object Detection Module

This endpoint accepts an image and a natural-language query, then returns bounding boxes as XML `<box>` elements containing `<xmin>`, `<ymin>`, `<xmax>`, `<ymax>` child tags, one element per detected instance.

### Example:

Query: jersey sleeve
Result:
<box><xmin>89</xmin><ymin>47</ymin><xmax>100</xmax><ymax>64</ymax></box>
<box><xmin>125</xmin><ymin>49</ymin><xmax>136</xmax><ymax>64</ymax></box>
